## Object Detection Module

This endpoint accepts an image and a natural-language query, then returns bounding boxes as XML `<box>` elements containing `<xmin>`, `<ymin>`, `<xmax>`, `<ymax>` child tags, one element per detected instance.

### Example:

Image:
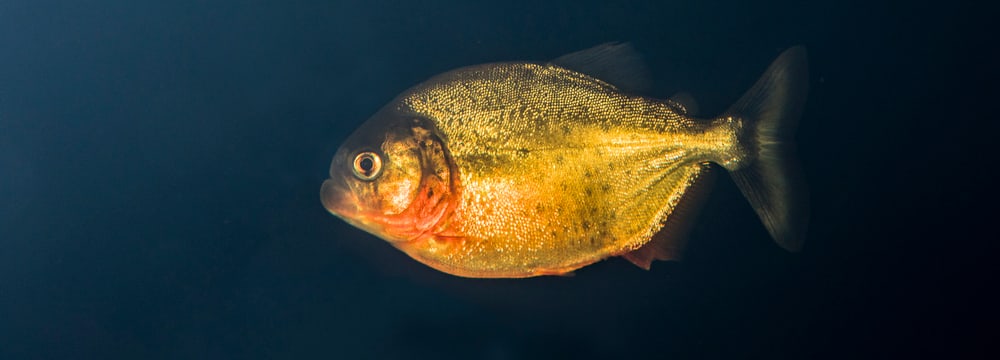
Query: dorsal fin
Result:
<box><xmin>622</xmin><ymin>164</ymin><xmax>716</xmax><ymax>269</ymax></box>
<box><xmin>551</xmin><ymin>42</ymin><xmax>652</xmax><ymax>94</ymax></box>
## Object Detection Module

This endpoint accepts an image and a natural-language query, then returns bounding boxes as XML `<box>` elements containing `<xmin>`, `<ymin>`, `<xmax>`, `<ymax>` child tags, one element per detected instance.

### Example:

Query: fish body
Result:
<box><xmin>321</xmin><ymin>44</ymin><xmax>809</xmax><ymax>278</ymax></box>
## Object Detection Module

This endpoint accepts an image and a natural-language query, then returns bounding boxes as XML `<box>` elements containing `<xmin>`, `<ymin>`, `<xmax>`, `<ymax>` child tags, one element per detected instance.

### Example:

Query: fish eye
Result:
<box><xmin>352</xmin><ymin>152</ymin><xmax>383</xmax><ymax>180</ymax></box>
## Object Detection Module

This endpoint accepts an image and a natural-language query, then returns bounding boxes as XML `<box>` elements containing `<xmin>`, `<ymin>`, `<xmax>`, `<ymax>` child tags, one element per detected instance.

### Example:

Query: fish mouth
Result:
<box><xmin>321</xmin><ymin>177</ymin><xmax>360</xmax><ymax>221</ymax></box>
<box><xmin>320</xmin><ymin>176</ymin><xmax>403</xmax><ymax>242</ymax></box>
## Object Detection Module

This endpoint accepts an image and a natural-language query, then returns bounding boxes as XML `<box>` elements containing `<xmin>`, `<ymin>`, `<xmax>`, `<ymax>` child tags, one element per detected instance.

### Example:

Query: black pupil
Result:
<box><xmin>359</xmin><ymin>157</ymin><xmax>374</xmax><ymax>172</ymax></box>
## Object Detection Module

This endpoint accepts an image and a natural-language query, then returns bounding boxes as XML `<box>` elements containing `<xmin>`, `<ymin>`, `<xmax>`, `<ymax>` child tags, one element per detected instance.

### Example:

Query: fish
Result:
<box><xmin>321</xmin><ymin>43</ymin><xmax>809</xmax><ymax>278</ymax></box>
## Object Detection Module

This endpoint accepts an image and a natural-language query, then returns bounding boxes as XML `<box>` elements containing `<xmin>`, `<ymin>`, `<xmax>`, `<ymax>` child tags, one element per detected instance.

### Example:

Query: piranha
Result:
<box><xmin>321</xmin><ymin>43</ymin><xmax>809</xmax><ymax>278</ymax></box>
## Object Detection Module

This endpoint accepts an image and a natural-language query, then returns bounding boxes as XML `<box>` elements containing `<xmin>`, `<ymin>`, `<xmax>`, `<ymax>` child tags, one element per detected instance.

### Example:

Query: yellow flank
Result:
<box><xmin>392</xmin><ymin>63</ymin><xmax>741</xmax><ymax>277</ymax></box>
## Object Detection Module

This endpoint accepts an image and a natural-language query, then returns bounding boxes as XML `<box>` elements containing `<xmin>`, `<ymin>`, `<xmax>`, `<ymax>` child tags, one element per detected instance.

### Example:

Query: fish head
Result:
<box><xmin>321</xmin><ymin>112</ymin><xmax>456</xmax><ymax>244</ymax></box>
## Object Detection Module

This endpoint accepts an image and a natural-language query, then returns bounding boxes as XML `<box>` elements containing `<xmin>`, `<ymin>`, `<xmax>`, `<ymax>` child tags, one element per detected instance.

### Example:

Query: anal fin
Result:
<box><xmin>623</xmin><ymin>164</ymin><xmax>716</xmax><ymax>269</ymax></box>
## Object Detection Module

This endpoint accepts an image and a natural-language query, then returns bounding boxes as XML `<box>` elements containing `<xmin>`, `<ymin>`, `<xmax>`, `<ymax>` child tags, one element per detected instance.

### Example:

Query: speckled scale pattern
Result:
<box><xmin>395</xmin><ymin>63</ymin><xmax>739</xmax><ymax>277</ymax></box>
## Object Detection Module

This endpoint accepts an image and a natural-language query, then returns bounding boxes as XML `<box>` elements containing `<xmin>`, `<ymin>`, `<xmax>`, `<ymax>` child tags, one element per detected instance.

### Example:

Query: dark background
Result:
<box><xmin>1</xmin><ymin>0</ymin><xmax>993</xmax><ymax>358</ymax></box>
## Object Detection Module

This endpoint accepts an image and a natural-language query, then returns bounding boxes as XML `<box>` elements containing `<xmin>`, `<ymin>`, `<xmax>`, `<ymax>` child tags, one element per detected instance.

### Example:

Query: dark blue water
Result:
<box><xmin>1</xmin><ymin>1</ymin><xmax>991</xmax><ymax>358</ymax></box>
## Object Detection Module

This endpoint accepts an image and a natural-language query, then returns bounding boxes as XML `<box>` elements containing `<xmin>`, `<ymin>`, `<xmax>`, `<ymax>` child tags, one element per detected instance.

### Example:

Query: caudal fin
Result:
<box><xmin>725</xmin><ymin>47</ymin><xmax>809</xmax><ymax>252</ymax></box>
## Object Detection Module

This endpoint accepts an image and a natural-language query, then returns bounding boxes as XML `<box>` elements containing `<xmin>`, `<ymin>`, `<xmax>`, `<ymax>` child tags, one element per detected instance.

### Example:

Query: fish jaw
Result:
<box><xmin>320</xmin><ymin>177</ymin><xmax>398</xmax><ymax>241</ymax></box>
<box><xmin>321</xmin><ymin>170</ymin><xmax>457</xmax><ymax>245</ymax></box>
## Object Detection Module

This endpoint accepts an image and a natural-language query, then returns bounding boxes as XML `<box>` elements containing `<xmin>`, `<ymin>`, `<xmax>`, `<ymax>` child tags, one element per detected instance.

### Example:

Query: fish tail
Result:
<box><xmin>723</xmin><ymin>46</ymin><xmax>809</xmax><ymax>252</ymax></box>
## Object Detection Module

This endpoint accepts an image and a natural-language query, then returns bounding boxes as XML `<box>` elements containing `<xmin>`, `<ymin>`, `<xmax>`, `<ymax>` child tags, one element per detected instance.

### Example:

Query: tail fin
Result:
<box><xmin>725</xmin><ymin>47</ymin><xmax>809</xmax><ymax>252</ymax></box>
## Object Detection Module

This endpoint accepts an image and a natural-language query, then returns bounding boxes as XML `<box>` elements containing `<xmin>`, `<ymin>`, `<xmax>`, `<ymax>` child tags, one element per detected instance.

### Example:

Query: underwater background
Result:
<box><xmin>1</xmin><ymin>0</ymin><xmax>992</xmax><ymax>358</ymax></box>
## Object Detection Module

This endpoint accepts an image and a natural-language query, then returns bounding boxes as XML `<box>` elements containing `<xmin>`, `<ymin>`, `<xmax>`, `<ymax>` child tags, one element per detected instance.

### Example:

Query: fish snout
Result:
<box><xmin>321</xmin><ymin>177</ymin><xmax>358</xmax><ymax>219</ymax></box>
